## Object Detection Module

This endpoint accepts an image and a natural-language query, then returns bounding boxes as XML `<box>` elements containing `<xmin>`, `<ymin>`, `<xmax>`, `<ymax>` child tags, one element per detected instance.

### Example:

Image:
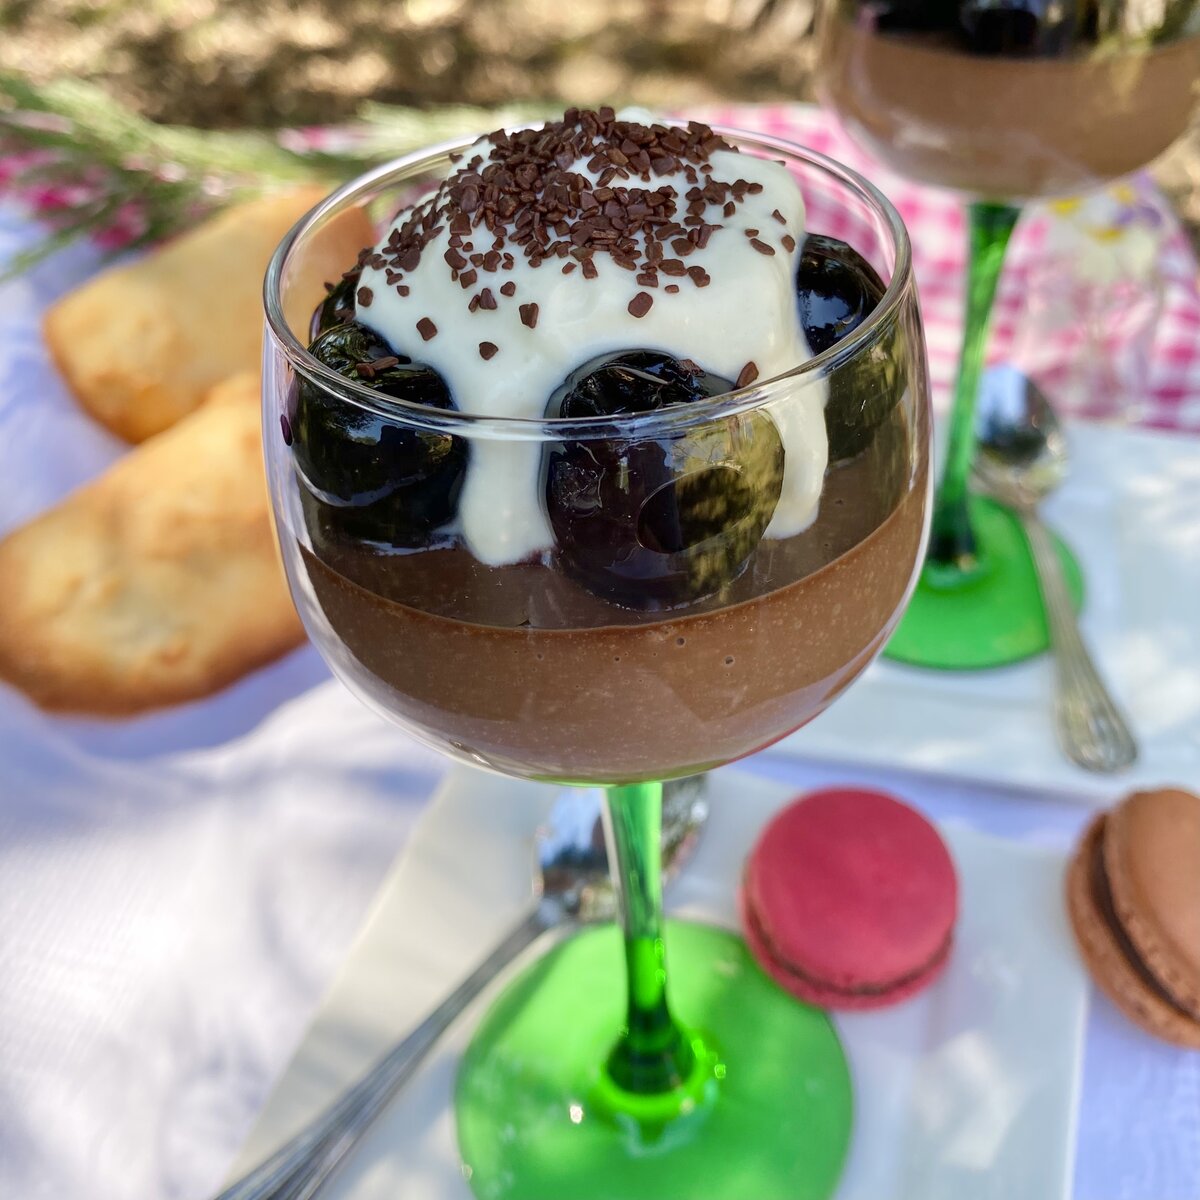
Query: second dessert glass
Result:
<box><xmin>817</xmin><ymin>0</ymin><xmax>1200</xmax><ymax>668</ymax></box>
<box><xmin>264</xmin><ymin>126</ymin><xmax>930</xmax><ymax>1199</ymax></box>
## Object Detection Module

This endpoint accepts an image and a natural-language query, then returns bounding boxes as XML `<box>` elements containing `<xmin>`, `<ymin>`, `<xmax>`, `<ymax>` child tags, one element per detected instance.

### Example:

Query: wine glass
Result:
<box><xmin>263</xmin><ymin>125</ymin><xmax>930</xmax><ymax>1199</ymax></box>
<box><xmin>817</xmin><ymin>0</ymin><xmax>1200</xmax><ymax>669</ymax></box>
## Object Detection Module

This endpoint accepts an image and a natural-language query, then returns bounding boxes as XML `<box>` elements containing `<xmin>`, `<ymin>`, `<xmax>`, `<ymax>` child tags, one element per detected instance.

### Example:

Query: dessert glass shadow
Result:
<box><xmin>263</xmin><ymin>122</ymin><xmax>930</xmax><ymax>1199</ymax></box>
<box><xmin>817</xmin><ymin>0</ymin><xmax>1200</xmax><ymax>669</ymax></box>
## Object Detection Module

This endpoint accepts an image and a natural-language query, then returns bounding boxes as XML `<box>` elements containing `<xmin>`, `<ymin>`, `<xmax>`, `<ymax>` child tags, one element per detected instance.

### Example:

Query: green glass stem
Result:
<box><xmin>601</xmin><ymin>780</ymin><xmax>696</xmax><ymax>1097</ymax></box>
<box><xmin>929</xmin><ymin>200</ymin><xmax>1021</xmax><ymax>574</ymax></box>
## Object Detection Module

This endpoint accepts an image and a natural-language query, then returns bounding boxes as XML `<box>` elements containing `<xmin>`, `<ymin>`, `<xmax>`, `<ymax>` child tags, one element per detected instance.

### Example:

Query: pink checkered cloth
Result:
<box><xmin>696</xmin><ymin>103</ymin><xmax>1200</xmax><ymax>436</ymax></box>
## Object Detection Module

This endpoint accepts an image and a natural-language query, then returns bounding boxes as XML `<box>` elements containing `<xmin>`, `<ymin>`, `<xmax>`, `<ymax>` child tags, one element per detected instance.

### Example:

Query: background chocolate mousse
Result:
<box><xmin>819</xmin><ymin>9</ymin><xmax>1200</xmax><ymax>200</ymax></box>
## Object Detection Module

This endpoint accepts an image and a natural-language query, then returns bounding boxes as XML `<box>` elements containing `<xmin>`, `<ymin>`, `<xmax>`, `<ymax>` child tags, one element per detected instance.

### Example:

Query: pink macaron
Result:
<box><xmin>740</xmin><ymin>786</ymin><xmax>958</xmax><ymax>1010</ymax></box>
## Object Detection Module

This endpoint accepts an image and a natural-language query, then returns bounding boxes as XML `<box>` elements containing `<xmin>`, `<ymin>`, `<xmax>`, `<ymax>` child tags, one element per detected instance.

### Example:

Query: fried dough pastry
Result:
<box><xmin>44</xmin><ymin>188</ymin><xmax>373</xmax><ymax>442</ymax></box>
<box><xmin>0</xmin><ymin>372</ymin><xmax>305</xmax><ymax>714</ymax></box>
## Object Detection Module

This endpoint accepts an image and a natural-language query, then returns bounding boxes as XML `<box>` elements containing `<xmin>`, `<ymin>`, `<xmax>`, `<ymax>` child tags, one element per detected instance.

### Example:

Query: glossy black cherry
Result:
<box><xmin>797</xmin><ymin>233</ymin><xmax>905</xmax><ymax>462</ymax></box>
<box><xmin>796</xmin><ymin>233</ymin><xmax>886</xmax><ymax>355</ymax></box>
<box><xmin>292</xmin><ymin>322</ymin><xmax>466</xmax><ymax>547</ymax></box>
<box><xmin>310</xmin><ymin>270</ymin><xmax>361</xmax><ymax>340</ymax></box>
<box><xmin>544</xmin><ymin>350</ymin><xmax>784</xmax><ymax>608</ymax></box>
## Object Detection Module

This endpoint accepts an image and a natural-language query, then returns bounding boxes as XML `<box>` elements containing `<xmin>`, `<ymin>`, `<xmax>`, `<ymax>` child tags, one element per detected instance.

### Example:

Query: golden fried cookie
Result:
<box><xmin>44</xmin><ymin>189</ymin><xmax>373</xmax><ymax>442</ymax></box>
<box><xmin>0</xmin><ymin>372</ymin><xmax>305</xmax><ymax>714</ymax></box>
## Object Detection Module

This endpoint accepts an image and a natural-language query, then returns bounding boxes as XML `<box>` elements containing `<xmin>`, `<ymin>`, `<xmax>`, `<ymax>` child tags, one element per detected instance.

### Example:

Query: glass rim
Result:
<box><xmin>263</xmin><ymin>121</ymin><xmax>914</xmax><ymax>441</ymax></box>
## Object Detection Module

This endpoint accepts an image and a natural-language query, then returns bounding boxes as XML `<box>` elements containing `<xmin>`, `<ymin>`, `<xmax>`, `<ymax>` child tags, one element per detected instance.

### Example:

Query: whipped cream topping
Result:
<box><xmin>355</xmin><ymin>109</ymin><xmax>828</xmax><ymax>567</ymax></box>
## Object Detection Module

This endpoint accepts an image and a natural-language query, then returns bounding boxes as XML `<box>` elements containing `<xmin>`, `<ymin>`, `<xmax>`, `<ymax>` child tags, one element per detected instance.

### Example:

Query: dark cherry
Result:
<box><xmin>957</xmin><ymin>0</ymin><xmax>1087</xmax><ymax>55</ymax></box>
<box><xmin>872</xmin><ymin>0</ymin><xmax>961</xmax><ymax>34</ymax></box>
<box><xmin>796</xmin><ymin>232</ymin><xmax>886</xmax><ymax>355</ymax></box>
<box><xmin>860</xmin><ymin>0</ymin><xmax>1091</xmax><ymax>50</ymax></box>
<box><xmin>797</xmin><ymin>233</ymin><xmax>906</xmax><ymax>462</ymax></box>
<box><xmin>544</xmin><ymin>350</ymin><xmax>784</xmax><ymax>608</ymax></box>
<box><xmin>291</xmin><ymin>322</ymin><xmax>466</xmax><ymax>547</ymax></box>
<box><xmin>309</xmin><ymin>270</ymin><xmax>360</xmax><ymax>340</ymax></box>
<box><xmin>959</xmin><ymin>0</ymin><xmax>1042</xmax><ymax>53</ymax></box>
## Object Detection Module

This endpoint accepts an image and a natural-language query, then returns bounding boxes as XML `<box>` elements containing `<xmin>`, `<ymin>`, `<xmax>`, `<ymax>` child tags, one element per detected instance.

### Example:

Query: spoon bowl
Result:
<box><xmin>975</xmin><ymin>365</ymin><xmax>1070</xmax><ymax>506</ymax></box>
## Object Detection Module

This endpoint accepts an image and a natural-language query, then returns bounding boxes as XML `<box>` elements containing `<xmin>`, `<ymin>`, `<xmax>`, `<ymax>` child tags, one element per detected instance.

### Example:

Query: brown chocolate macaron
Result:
<box><xmin>1066</xmin><ymin>787</ymin><xmax>1200</xmax><ymax>1049</ymax></box>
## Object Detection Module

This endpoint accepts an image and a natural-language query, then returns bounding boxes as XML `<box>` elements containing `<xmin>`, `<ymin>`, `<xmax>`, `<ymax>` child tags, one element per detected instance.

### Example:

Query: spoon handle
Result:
<box><xmin>214</xmin><ymin>902</ymin><xmax>557</xmax><ymax>1200</ymax></box>
<box><xmin>1020</xmin><ymin>511</ymin><xmax>1138</xmax><ymax>773</ymax></box>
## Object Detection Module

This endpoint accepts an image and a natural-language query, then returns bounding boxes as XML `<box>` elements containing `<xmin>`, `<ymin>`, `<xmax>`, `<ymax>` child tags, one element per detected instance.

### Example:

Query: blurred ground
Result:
<box><xmin>1</xmin><ymin>0</ymin><xmax>1197</xmax><ymax>240</ymax></box>
<box><xmin>0</xmin><ymin>0</ymin><xmax>816</xmax><ymax>126</ymax></box>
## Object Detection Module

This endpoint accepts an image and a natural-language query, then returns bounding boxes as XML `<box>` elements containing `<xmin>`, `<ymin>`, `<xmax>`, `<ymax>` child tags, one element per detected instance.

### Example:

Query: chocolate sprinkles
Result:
<box><xmin>358</xmin><ymin>109</ymin><xmax>807</xmax><ymax>368</ymax></box>
<box><xmin>628</xmin><ymin>291</ymin><xmax>653</xmax><ymax>318</ymax></box>
<box><xmin>736</xmin><ymin>361</ymin><xmax>759</xmax><ymax>388</ymax></box>
<box><xmin>363</xmin><ymin>109</ymin><xmax>775</xmax><ymax>315</ymax></box>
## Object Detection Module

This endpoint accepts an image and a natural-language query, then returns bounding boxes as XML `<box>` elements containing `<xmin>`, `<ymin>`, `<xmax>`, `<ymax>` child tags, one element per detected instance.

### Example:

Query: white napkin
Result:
<box><xmin>0</xmin><ymin>674</ymin><xmax>445</xmax><ymax>1200</ymax></box>
<box><xmin>776</xmin><ymin>423</ymin><xmax>1200</xmax><ymax>801</ymax></box>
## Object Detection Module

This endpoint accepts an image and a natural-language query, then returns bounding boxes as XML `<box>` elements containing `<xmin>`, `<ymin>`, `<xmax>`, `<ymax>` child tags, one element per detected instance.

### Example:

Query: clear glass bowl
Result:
<box><xmin>263</xmin><ymin>128</ymin><xmax>932</xmax><ymax>785</ymax></box>
<box><xmin>263</xmin><ymin>121</ymin><xmax>931</xmax><ymax>1200</ymax></box>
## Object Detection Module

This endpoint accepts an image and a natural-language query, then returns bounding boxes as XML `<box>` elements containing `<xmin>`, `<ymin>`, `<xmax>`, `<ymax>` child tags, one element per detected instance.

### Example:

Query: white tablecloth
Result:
<box><xmin>2</xmin><ymin>205</ymin><xmax>1198</xmax><ymax>1200</ymax></box>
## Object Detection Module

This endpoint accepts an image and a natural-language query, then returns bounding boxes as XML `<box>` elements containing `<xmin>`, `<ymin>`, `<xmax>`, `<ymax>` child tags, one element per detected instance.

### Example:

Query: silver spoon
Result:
<box><xmin>215</xmin><ymin>775</ymin><xmax>708</xmax><ymax>1200</ymax></box>
<box><xmin>973</xmin><ymin>366</ymin><xmax>1138</xmax><ymax>773</ymax></box>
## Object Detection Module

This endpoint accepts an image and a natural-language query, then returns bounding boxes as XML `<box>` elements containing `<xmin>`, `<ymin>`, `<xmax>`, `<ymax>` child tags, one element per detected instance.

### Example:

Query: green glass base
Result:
<box><xmin>885</xmin><ymin>495</ymin><xmax>1083</xmax><ymax>670</ymax></box>
<box><xmin>456</xmin><ymin>921</ymin><xmax>852</xmax><ymax>1200</ymax></box>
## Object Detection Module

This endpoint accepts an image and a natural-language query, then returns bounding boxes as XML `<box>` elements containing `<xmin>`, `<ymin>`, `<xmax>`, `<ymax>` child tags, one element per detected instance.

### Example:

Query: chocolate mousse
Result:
<box><xmin>280</xmin><ymin>109</ymin><xmax>927</xmax><ymax>783</ymax></box>
<box><xmin>298</xmin><ymin>402</ymin><xmax>925</xmax><ymax>783</ymax></box>
<box><xmin>819</xmin><ymin>2</ymin><xmax>1200</xmax><ymax>200</ymax></box>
